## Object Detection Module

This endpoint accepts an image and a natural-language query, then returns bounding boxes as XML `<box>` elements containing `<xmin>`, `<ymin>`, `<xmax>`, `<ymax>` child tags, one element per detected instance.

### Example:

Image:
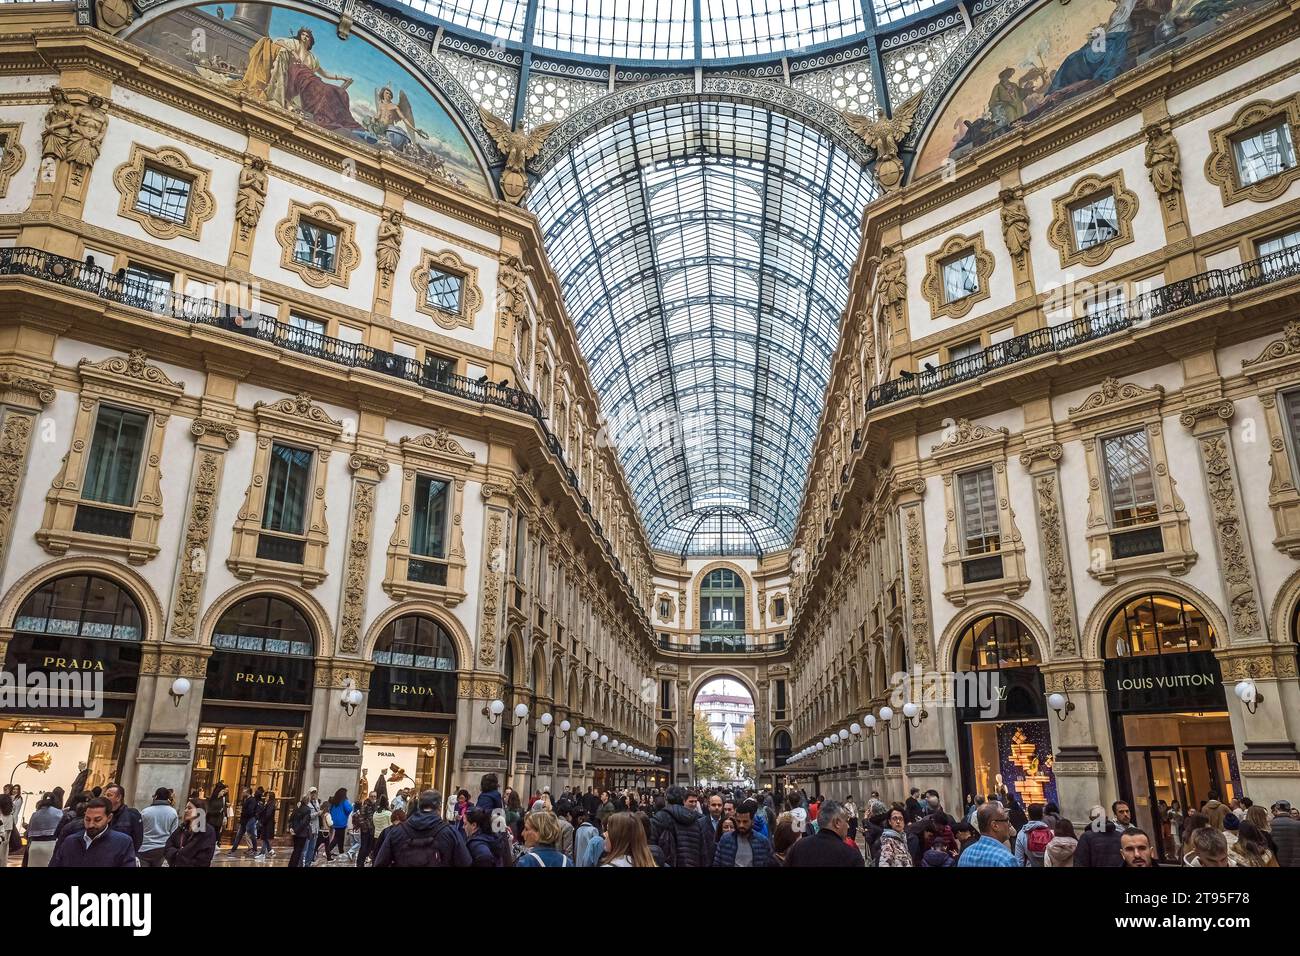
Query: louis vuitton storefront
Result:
<box><xmin>189</xmin><ymin>595</ymin><xmax>315</xmax><ymax>836</ymax></box>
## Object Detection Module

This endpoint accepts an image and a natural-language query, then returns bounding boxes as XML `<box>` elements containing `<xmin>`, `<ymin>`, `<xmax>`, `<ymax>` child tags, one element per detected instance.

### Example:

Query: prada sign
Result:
<box><xmin>205</xmin><ymin>651</ymin><xmax>313</xmax><ymax>705</ymax></box>
<box><xmin>1105</xmin><ymin>651</ymin><xmax>1225</xmax><ymax>713</ymax></box>
<box><xmin>367</xmin><ymin>666</ymin><xmax>455</xmax><ymax>714</ymax></box>
<box><xmin>4</xmin><ymin>632</ymin><xmax>141</xmax><ymax>694</ymax></box>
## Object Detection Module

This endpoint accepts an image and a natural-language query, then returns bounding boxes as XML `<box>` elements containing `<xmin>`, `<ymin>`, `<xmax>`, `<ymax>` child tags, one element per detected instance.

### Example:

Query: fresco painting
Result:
<box><xmin>128</xmin><ymin>3</ymin><xmax>490</xmax><ymax>195</ymax></box>
<box><xmin>915</xmin><ymin>0</ymin><xmax>1269</xmax><ymax>176</ymax></box>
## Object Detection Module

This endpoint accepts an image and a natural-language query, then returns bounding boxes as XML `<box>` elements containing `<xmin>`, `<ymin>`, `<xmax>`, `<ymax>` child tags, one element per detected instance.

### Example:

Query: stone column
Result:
<box><xmin>0</xmin><ymin>371</ymin><xmax>55</xmax><ymax>571</ymax></box>
<box><xmin>129</xmin><ymin>644</ymin><xmax>212</xmax><ymax>807</ymax></box>
<box><xmin>307</xmin><ymin>660</ymin><xmax>372</xmax><ymax>798</ymax></box>
<box><xmin>337</xmin><ymin>450</ymin><xmax>388</xmax><ymax>656</ymax></box>
<box><xmin>456</xmin><ymin>673</ymin><xmax>511</xmax><ymax>794</ymax></box>
<box><xmin>1041</xmin><ymin>661</ymin><xmax>1112</xmax><ymax>825</ymax></box>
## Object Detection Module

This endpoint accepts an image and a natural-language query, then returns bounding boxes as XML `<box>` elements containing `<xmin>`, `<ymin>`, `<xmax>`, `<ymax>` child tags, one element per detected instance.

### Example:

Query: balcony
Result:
<box><xmin>657</xmin><ymin>633</ymin><xmax>787</xmax><ymax>655</ymax></box>
<box><xmin>868</xmin><ymin>247</ymin><xmax>1300</xmax><ymax>409</ymax></box>
<box><xmin>0</xmin><ymin>246</ymin><xmax>646</xmax><ymax>619</ymax></box>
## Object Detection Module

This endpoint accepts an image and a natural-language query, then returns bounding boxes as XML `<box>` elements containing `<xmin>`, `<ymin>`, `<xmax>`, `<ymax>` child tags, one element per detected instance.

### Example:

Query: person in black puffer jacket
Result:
<box><xmin>373</xmin><ymin>790</ymin><xmax>470</xmax><ymax>867</ymax></box>
<box><xmin>1075</xmin><ymin>805</ymin><xmax>1125</xmax><ymax>867</ymax></box>
<box><xmin>650</xmin><ymin>786</ymin><xmax>707</xmax><ymax>867</ymax></box>
<box><xmin>465</xmin><ymin>808</ymin><xmax>512</xmax><ymax>867</ymax></box>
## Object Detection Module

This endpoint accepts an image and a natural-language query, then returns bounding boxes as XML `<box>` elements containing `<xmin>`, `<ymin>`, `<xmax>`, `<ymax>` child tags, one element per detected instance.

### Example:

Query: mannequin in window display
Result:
<box><xmin>67</xmin><ymin>762</ymin><xmax>90</xmax><ymax>809</ymax></box>
<box><xmin>357</xmin><ymin>769</ymin><xmax>369</xmax><ymax>803</ymax></box>
<box><xmin>373</xmin><ymin>769</ymin><xmax>388</xmax><ymax>810</ymax></box>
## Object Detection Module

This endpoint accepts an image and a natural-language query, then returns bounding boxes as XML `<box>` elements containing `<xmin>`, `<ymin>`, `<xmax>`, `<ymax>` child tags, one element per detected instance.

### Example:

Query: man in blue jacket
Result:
<box><xmin>712</xmin><ymin>799</ymin><xmax>774</xmax><ymax>867</ymax></box>
<box><xmin>50</xmin><ymin>798</ymin><xmax>137</xmax><ymax>867</ymax></box>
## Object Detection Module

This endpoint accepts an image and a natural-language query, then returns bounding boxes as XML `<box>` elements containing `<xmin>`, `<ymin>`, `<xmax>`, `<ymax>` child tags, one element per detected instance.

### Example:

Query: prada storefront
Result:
<box><xmin>1</xmin><ymin>574</ymin><xmax>144</xmax><ymax>823</ymax></box>
<box><xmin>1105</xmin><ymin>592</ymin><xmax>1238</xmax><ymax>862</ymax></box>
<box><xmin>361</xmin><ymin>615</ymin><xmax>456</xmax><ymax>802</ymax></box>
<box><xmin>190</xmin><ymin>595</ymin><xmax>314</xmax><ymax>835</ymax></box>
<box><xmin>953</xmin><ymin>614</ymin><xmax>1058</xmax><ymax>811</ymax></box>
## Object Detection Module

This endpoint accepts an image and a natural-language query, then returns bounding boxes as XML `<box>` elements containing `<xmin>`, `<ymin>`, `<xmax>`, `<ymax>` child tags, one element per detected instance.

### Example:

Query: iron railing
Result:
<box><xmin>657</xmin><ymin>633</ymin><xmax>787</xmax><ymax>654</ymax></box>
<box><xmin>0</xmin><ymin>246</ymin><xmax>643</xmax><ymax>602</ymax></box>
<box><xmin>868</xmin><ymin>246</ymin><xmax>1300</xmax><ymax>409</ymax></box>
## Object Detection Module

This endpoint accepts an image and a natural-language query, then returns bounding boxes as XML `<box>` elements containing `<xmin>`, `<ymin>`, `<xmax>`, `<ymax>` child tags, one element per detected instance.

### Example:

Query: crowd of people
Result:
<box><xmin>5</xmin><ymin>775</ymin><xmax>1299</xmax><ymax>867</ymax></box>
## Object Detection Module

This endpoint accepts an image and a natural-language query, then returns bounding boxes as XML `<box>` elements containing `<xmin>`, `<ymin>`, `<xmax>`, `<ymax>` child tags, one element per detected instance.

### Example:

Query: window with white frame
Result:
<box><xmin>1071</xmin><ymin>192</ymin><xmax>1120</xmax><ymax>251</ymax></box>
<box><xmin>123</xmin><ymin>263</ymin><xmax>173</xmax><ymax>307</ymax></box>
<box><xmin>941</xmin><ymin>251</ymin><xmax>979</xmax><ymax>303</ymax></box>
<box><xmin>134</xmin><ymin>164</ymin><xmax>193</xmax><ymax>224</ymax></box>
<box><xmin>1233</xmin><ymin>120</ymin><xmax>1297</xmax><ymax>186</ymax></box>
<box><xmin>1101</xmin><ymin>429</ymin><xmax>1159</xmax><ymax>528</ymax></box>
<box><xmin>957</xmin><ymin>467</ymin><xmax>1000</xmax><ymax>556</ymax></box>
<box><xmin>294</xmin><ymin>219</ymin><xmax>339</xmax><ymax>273</ymax></box>
<box><xmin>425</xmin><ymin>265</ymin><xmax>465</xmax><ymax>313</ymax></box>
<box><xmin>949</xmin><ymin>339</ymin><xmax>984</xmax><ymax>362</ymax></box>
<box><xmin>1084</xmin><ymin>284</ymin><xmax>1126</xmax><ymax>332</ymax></box>
<box><xmin>286</xmin><ymin>313</ymin><xmax>326</xmax><ymax>348</ymax></box>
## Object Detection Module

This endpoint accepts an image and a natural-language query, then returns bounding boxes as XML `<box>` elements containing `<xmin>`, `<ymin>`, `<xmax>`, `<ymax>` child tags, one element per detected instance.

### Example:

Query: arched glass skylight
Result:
<box><xmin>529</xmin><ymin>101</ymin><xmax>877</xmax><ymax>556</ymax></box>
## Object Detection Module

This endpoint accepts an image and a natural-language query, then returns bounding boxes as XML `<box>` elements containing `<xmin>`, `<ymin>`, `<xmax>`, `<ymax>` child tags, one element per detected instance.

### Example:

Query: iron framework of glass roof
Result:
<box><xmin>529</xmin><ymin>100</ymin><xmax>878</xmax><ymax>558</ymax></box>
<box><xmin>401</xmin><ymin>0</ymin><xmax>957</xmax><ymax>64</ymax></box>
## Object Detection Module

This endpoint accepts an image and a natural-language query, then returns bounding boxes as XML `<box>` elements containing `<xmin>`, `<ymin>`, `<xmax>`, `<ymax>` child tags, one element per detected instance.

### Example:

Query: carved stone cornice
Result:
<box><xmin>1068</xmin><ymin>377</ymin><xmax>1164</xmax><ymax>425</ymax></box>
<box><xmin>0</xmin><ymin>368</ymin><xmax>56</xmax><ymax>408</ymax></box>
<box><xmin>348</xmin><ymin>452</ymin><xmax>391</xmax><ymax>478</ymax></box>
<box><xmin>1179</xmin><ymin>398</ymin><xmax>1235</xmax><ymax>432</ymax></box>
<box><xmin>1018</xmin><ymin>441</ymin><xmax>1063</xmax><ymax>470</ymax></box>
<box><xmin>253</xmin><ymin>392</ymin><xmax>344</xmax><ymax>442</ymax></box>
<box><xmin>189</xmin><ymin>416</ymin><xmax>239</xmax><ymax>446</ymax></box>
<box><xmin>138</xmin><ymin>643</ymin><xmax>213</xmax><ymax>678</ymax></box>
<box><xmin>930</xmin><ymin>418</ymin><xmax>1009</xmax><ymax>460</ymax></box>
<box><xmin>1242</xmin><ymin>321</ymin><xmax>1300</xmax><ymax>375</ymax></box>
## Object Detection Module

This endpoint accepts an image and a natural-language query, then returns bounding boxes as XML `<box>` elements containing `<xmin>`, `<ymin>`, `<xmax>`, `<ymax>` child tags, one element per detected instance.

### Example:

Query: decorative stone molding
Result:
<box><xmin>1216</xmin><ymin>646</ymin><xmax>1299</xmax><ymax>682</ymax></box>
<box><xmin>0</xmin><ymin>124</ymin><xmax>26</xmax><ymax>198</ymax></box>
<box><xmin>1144</xmin><ymin>123</ymin><xmax>1183</xmax><ymax>215</ymax></box>
<box><xmin>138</xmin><ymin>643</ymin><xmax>211</xmax><ymax>678</ymax></box>
<box><xmin>234</xmin><ymin>155</ymin><xmax>269</xmax><ymax>241</ymax></box>
<box><xmin>1046</xmin><ymin>170</ymin><xmax>1138</xmax><ymax>269</ymax></box>
<box><xmin>0</xmin><ymin>408</ymin><xmax>38</xmax><ymax>570</ymax></box>
<box><xmin>1069</xmin><ymin>377</ymin><xmax>1195</xmax><ymax>582</ymax></box>
<box><xmin>655</xmin><ymin>591</ymin><xmax>677</xmax><ymax>622</ymax></box>
<box><xmin>875</xmin><ymin>245</ymin><xmax>907</xmax><ymax>332</ymax></box>
<box><xmin>478</xmin><ymin>108</ymin><xmax>557</xmax><ymax>204</ymax></box>
<box><xmin>1182</xmin><ymin>403</ymin><xmax>1264</xmax><ymax>643</ymax></box>
<box><xmin>1241</xmin><ymin>322</ymin><xmax>1300</xmax><ymax>557</ymax></box>
<box><xmin>498</xmin><ymin>253</ymin><xmax>533</xmax><ymax>363</ymax></box>
<box><xmin>168</xmin><ymin>440</ymin><xmax>228</xmax><ymax>643</ymax></box>
<box><xmin>42</xmin><ymin>87</ymin><xmax>108</xmax><ymax>188</ymax></box>
<box><xmin>903</xmin><ymin>505</ymin><xmax>933</xmax><ymax>670</ymax></box>
<box><xmin>411</xmin><ymin>248</ymin><xmax>482</xmax><ymax>331</ymax></box>
<box><xmin>1031</xmin><ymin>471</ymin><xmax>1079</xmax><ymax>658</ymax></box>
<box><xmin>94</xmin><ymin>0</ymin><xmax>132</xmax><ymax>34</ymax></box>
<box><xmin>37</xmin><ymin>350</ymin><xmax>183</xmax><ymax>565</ymax></box>
<box><xmin>476</xmin><ymin>511</ymin><xmax>504</xmax><ymax>670</ymax></box>
<box><xmin>921</xmin><ymin>232</ymin><xmax>994</xmax><ymax>321</ymax></box>
<box><xmin>227</xmin><ymin>393</ymin><xmax>343</xmax><ymax>587</ymax></box>
<box><xmin>841</xmin><ymin>93</ymin><xmax>921</xmax><ymax>192</ymax></box>
<box><xmin>112</xmin><ymin>142</ymin><xmax>215</xmax><ymax>241</ymax></box>
<box><xmin>274</xmin><ymin>200</ymin><xmax>361</xmax><ymax>290</ymax></box>
<box><xmin>375</xmin><ymin>209</ymin><xmax>403</xmax><ymax>290</ymax></box>
<box><xmin>1205</xmin><ymin>96</ymin><xmax>1300</xmax><ymax>206</ymax></box>
<box><xmin>339</xmin><ymin>454</ymin><xmax>388</xmax><ymax>654</ymax></box>
<box><xmin>314</xmin><ymin>660</ymin><xmax>373</xmax><ymax>690</ymax></box>
<box><xmin>384</xmin><ymin>431</ymin><xmax>474</xmax><ymax>602</ymax></box>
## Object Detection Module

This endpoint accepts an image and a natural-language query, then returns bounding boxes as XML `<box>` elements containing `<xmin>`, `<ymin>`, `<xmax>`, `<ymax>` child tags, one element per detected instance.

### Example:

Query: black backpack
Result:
<box><xmin>394</xmin><ymin>818</ymin><xmax>451</xmax><ymax>867</ymax></box>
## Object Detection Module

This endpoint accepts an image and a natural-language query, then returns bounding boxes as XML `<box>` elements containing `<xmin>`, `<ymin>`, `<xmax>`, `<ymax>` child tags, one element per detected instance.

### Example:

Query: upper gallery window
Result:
<box><xmin>949</xmin><ymin>339</ymin><xmax>984</xmax><ymax>362</ymax></box>
<box><xmin>1101</xmin><ymin>429</ymin><xmax>1159</xmax><ymax>529</ymax></box>
<box><xmin>262</xmin><ymin>443</ymin><xmax>313</xmax><ymax>537</ymax></box>
<box><xmin>294</xmin><ymin>219</ymin><xmax>340</xmax><ymax>273</ymax></box>
<box><xmin>123</xmin><ymin>263</ymin><xmax>174</xmax><ymax>305</ymax></box>
<box><xmin>957</xmin><ymin>466</ymin><xmax>1000</xmax><ymax>556</ymax></box>
<box><xmin>1233</xmin><ymin>120</ymin><xmax>1297</xmax><ymax>186</ymax></box>
<box><xmin>83</xmin><ymin>405</ymin><xmax>149</xmax><ymax>507</ymax></box>
<box><xmin>941</xmin><ymin>251</ymin><xmax>979</xmax><ymax>303</ymax></box>
<box><xmin>411</xmin><ymin>474</ymin><xmax>451</xmax><ymax>560</ymax></box>
<box><xmin>134</xmin><ymin>164</ymin><xmax>193</xmax><ymax>224</ymax></box>
<box><xmin>425</xmin><ymin>266</ymin><xmax>465</xmax><ymax>313</ymax></box>
<box><xmin>1071</xmin><ymin>192</ymin><xmax>1120</xmax><ymax>251</ymax></box>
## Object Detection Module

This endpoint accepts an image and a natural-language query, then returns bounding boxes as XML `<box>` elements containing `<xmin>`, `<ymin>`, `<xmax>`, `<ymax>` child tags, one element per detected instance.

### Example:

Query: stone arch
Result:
<box><xmin>567</xmin><ymin>665</ymin><xmax>581</xmax><ymax>710</ymax></box>
<box><xmin>936</xmin><ymin>599</ymin><xmax>1052</xmax><ymax>673</ymax></box>
<box><xmin>551</xmin><ymin>657</ymin><xmax>566</xmax><ymax>710</ymax></box>
<box><xmin>530</xmin><ymin>644</ymin><xmax>548</xmax><ymax>699</ymax></box>
<box><xmin>199</xmin><ymin>579</ymin><xmax>335</xmax><ymax>657</ymax></box>
<box><xmin>686</xmin><ymin>667</ymin><xmax>760</xmax><ymax>714</ymax></box>
<box><xmin>504</xmin><ymin>626</ymin><xmax>526</xmax><ymax>686</ymax></box>
<box><xmin>1082</xmin><ymin>577</ymin><xmax>1232</xmax><ymax>661</ymax></box>
<box><xmin>692</xmin><ymin>560</ymin><xmax>754</xmax><ymax>632</ymax></box>
<box><xmin>360</xmin><ymin>599</ymin><xmax>472</xmax><ymax>671</ymax></box>
<box><xmin>0</xmin><ymin>556</ymin><xmax>165</xmax><ymax>645</ymax></box>
<box><xmin>1269</xmin><ymin>566</ymin><xmax>1300</xmax><ymax>645</ymax></box>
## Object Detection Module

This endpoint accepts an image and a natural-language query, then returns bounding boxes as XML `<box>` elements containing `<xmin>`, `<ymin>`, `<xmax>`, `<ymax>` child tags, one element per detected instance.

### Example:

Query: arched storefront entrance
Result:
<box><xmin>191</xmin><ymin>594</ymin><xmax>316</xmax><ymax>836</ymax></box>
<box><xmin>1</xmin><ymin>573</ymin><xmax>146</xmax><ymax>820</ymax></box>
<box><xmin>952</xmin><ymin>613</ymin><xmax>1056</xmax><ymax>810</ymax></box>
<box><xmin>1103</xmin><ymin>591</ymin><xmax>1236</xmax><ymax>861</ymax></box>
<box><xmin>361</xmin><ymin>613</ymin><xmax>458</xmax><ymax>804</ymax></box>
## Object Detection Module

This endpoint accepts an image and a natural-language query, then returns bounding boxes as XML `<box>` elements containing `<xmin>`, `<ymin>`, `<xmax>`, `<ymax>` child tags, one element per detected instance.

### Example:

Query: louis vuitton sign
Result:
<box><xmin>1105</xmin><ymin>651</ymin><xmax>1225</xmax><ymax>713</ymax></box>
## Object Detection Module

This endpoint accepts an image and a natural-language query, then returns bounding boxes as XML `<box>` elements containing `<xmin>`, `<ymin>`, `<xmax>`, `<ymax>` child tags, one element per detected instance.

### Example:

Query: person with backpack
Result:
<box><xmin>516</xmin><ymin>810</ymin><xmax>572</xmax><ymax>867</ymax></box>
<box><xmin>649</xmin><ymin>785</ymin><xmax>708</xmax><ymax>867</ymax></box>
<box><xmin>1014</xmin><ymin>802</ymin><xmax>1053</xmax><ymax>866</ymax></box>
<box><xmin>288</xmin><ymin>795</ymin><xmax>314</xmax><ymax>867</ymax></box>
<box><xmin>465</xmin><ymin>807</ymin><xmax>512</xmax><ymax>867</ymax></box>
<box><xmin>372</xmin><ymin>789</ymin><xmax>470</xmax><ymax>867</ymax></box>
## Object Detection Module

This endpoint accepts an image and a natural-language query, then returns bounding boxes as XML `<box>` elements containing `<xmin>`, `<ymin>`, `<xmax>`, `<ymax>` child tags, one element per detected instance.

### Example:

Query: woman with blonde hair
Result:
<box><xmin>599</xmin><ymin>811</ymin><xmax>656</xmax><ymax>867</ymax></box>
<box><xmin>516</xmin><ymin>810</ymin><xmax>571</xmax><ymax>867</ymax></box>
<box><xmin>1203</xmin><ymin>800</ymin><xmax>1238</xmax><ymax>849</ymax></box>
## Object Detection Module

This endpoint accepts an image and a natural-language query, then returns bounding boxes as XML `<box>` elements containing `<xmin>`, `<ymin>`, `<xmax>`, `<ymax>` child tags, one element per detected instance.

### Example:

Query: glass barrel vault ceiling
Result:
<box><xmin>529</xmin><ymin>101</ymin><xmax>879</xmax><ymax>557</ymax></box>
<box><xmin>402</xmin><ymin>0</ymin><xmax>954</xmax><ymax>62</ymax></box>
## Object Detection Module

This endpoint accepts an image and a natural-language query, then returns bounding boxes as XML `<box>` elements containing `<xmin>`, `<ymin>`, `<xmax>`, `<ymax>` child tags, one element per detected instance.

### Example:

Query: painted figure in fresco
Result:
<box><xmin>988</xmin><ymin>67</ymin><xmax>1028</xmax><ymax>127</ymax></box>
<box><xmin>371</xmin><ymin>84</ymin><xmax>427</xmax><ymax>149</ymax></box>
<box><xmin>232</xmin><ymin>27</ymin><xmax>361</xmax><ymax>132</ymax></box>
<box><xmin>1045</xmin><ymin>0</ymin><xmax>1140</xmax><ymax>98</ymax></box>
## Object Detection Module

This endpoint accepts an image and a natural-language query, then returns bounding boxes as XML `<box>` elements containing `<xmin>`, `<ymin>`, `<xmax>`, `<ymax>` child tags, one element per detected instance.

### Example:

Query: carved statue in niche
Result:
<box><xmin>42</xmin><ymin>87</ymin><xmax>74</xmax><ymax>161</ymax></box>
<box><xmin>235</xmin><ymin>155</ymin><xmax>269</xmax><ymax>233</ymax></box>
<box><xmin>1144</xmin><ymin>124</ymin><xmax>1182</xmax><ymax>204</ymax></box>
<box><xmin>875</xmin><ymin>245</ymin><xmax>907</xmax><ymax>327</ymax></box>
<box><xmin>66</xmin><ymin>95</ymin><xmax>109</xmax><ymax>171</ymax></box>
<box><xmin>375</xmin><ymin>209</ymin><xmax>403</xmax><ymax>282</ymax></box>
<box><xmin>999</xmin><ymin>188</ymin><xmax>1031</xmax><ymax>261</ymax></box>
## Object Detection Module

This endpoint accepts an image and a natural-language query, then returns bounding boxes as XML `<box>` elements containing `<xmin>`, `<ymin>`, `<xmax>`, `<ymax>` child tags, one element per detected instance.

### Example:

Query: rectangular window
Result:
<box><xmin>774</xmin><ymin>596</ymin><xmax>785</xmax><ymax>617</ymax></box>
<box><xmin>957</xmin><ymin>466</ymin><xmax>1000</xmax><ymax>555</ymax></box>
<box><xmin>1071</xmin><ymin>192</ymin><xmax>1120</xmax><ymax>250</ymax></box>
<box><xmin>1234</xmin><ymin>121</ymin><xmax>1296</xmax><ymax>186</ymax></box>
<box><xmin>286</xmin><ymin>313</ymin><xmax>326</xmax><ymax>349</ymax></box>
<box><xmin>1083</xmin><ymin>285</ymin><xmax>1126</xmax><ymax>333</ymax></box>
<box><xmin>262</xmin><ymin>443</ymin><xmax>313</xmax><ymax>535</ymax></box>
<box><xmin>425</xmin><ymin>267</ymin><xmax>464</xmax><ymax>312</ymax></box>
<box><xmin>134</xmin><ymin>164</ymin><xmax>193</xmax><ymax>224</ymax></box>
<box><xmin>1101</xmin><ymin>429</ymin><xmax>1159</xmax><ymax>528</ymax></box>
<box><xmin>82</xmin><ymin>405</ymin><xmax>149</xmax><ymax>506</ymax></box>
<box><xmin>294</xmin><ymin>219</ymin><xmax>339</xmax><ymax>273</ymax></box>
<box><xmin>425</xmin><ymin>353</ymin><xmax>456</xmax><ymax>383</ymax></box>
<box><xmin>949</xmin><ymin>339</ymin><xmax>984</xmax><ymax>362</ymax></box>
<box><xmin>1284</xmin><ymin>391</ymin><xmax>1300</xmax><ymax>467</ymax></box>
<box><xmin>123</xmin><ymin>263</ymin><xmax>174</xmax><ymax>307</ymax></box>
<box><xmin>410</xmin><ymin>475</ymin><xmax>450</xmax><ymax>558</ymax></box>
<box><xmin>1258</xmin><ymin>227</ymin><xmax>1300</xmax><ymax>278</ymax></box>
<box><xmin>941</xmin><ymin>251</ymin><xmax>979</xmax><ymax>303</ymax></box>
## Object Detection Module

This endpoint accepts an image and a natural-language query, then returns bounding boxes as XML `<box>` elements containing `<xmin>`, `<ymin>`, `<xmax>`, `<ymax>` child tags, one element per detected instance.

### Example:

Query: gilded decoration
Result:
<box><xmin>1046</xmin><ymin>170</ymin><xmax>1137</xmax><ymax>269</ymax></box>
<box><xmin>841</xmin><ymin>93</ymin><xmax>921</xmax><ymax>192</ymax></box>
<box><xmin>922</xmin><ymin>233</ymin><xmax>994</xmax><ymax>321</ymax></box>
<box><xmin>1205</xmin><ymin>96</ymin><xmax>1300</xmax><ymax>206</ymax></box>
<box><xmin>478</xmin><ymin>108</ymin><xmax>557</xmax><ymax>204</ymax></box>
<box><xmin>274</xmin><ymin>200</ymin><xmax>361</xmax><ymax>290</ymax></box>
<box><xmin>112</xmin><ymin>142</ymin><xmax>216</xmax><ymax>241</ymax></box>
<box><xmin>411</xmin><ymin>248</ymin><xmax>482</xmax><ymax>332</ymax></box>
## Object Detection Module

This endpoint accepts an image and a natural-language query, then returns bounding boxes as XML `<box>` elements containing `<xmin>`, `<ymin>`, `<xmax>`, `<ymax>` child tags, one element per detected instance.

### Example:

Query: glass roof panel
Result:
<box><xmin>529</xmin><ymin>99</ymin><xmax>877</xmax><ymax>555</ymax></box>
<box><xmin>871</xmin><ymin>0</ymin><xmax>948</xmax><ymax>26</ymax></box>
<box><xmin>400</xmin><ymin>0</ymin><xmax>530</xmax><ymax>41</ymax></box>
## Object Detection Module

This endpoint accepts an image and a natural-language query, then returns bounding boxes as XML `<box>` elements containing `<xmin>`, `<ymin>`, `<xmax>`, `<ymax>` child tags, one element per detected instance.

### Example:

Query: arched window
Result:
<box><xmin>954</xmin><ymin>614</ymin><xmax>1040</xmax><ymax>671</ymax></box>
<box><xmin>213</xmin><ymin>596</ymin><xmax>314</xmax><ymax>656</ymax></box>
<box><xmin>15</xmin><ymin>574</ymin><xmax>143</xmax><ymax>642</ymax></box>
<box><xmin>371</xmin><ymin>616</ymin><xmax>457</xmax><ymax>671</ymax></box>
<box><xmin>1103</xmin><ymin>592</ymin><xmax>1215</xmax><ymax>658</ymax></box>
<box><xmin>773</xmin><ymin>730</ymin><xmax>792</xmax><ymax>751</ymax></box>
<box><xmin>656</xmin><ymin>728</ymin><xmax>674</xmax><ymax>749</ymax></box>
<box><xmin>700</xmin><ymin>568</ymin><xmax>745</xmax><ymax>632</ymax></box>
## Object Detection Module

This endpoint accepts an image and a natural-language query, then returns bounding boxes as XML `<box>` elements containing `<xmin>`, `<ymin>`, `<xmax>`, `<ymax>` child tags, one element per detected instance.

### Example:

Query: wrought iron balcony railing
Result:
<box><xmin>868</xmin><ymin>246</ymin><xmax>1300</xmax><ymax>409</ymax></box>
<box><xmin>657</xmin><ymin>633</ymin><xmax>787</xmax><ymax>654</ymax></box>
<box><xmin>0</xmin><ymin>246</ymin><xmax>643</xmax><ymax>602</ymax></box>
